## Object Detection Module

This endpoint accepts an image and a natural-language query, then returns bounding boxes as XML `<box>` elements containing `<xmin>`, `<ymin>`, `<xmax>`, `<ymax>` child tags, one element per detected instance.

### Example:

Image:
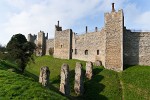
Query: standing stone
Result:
<box><xmin>59</xmin><ymin>63</ymin><xmax>70</xmax><ymax>96</ymax></box>
<box><xmin>74</xmin><ymin>62</ymin><xmax>84</xmax><ymax>95</ymax></box>
<box><xmin>85</xmin><ymin>61</ymin><xmax>93</xmax><ymax>80</ymax></box>
<box><xmin>39</xmin><ymin>66</ymin><xmax>50</xmax><ymax>87</ymax></box>
<box><xmin>94</xmin><ymin>60</ymin><xmax>102</xmax><ymax>66</ymax></box>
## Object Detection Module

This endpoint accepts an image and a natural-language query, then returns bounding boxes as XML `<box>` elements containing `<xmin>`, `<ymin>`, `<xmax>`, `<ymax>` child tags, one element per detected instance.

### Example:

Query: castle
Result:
<box><xmin>28</xmin><ymin>3</ymin><xmax>150</xmax><ymax>72</ymax></box>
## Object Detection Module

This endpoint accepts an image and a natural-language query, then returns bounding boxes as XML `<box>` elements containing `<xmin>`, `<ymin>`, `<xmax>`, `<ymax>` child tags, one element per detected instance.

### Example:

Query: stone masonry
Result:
<box><xmin>85</xmin><ymin>61</ymin><xmax>93</xmax><ymax>80</ymax></box>
<box><xmin>28</xmin><ymin>3</ymin><xmax>150</xmax><ymax>72</ymax></box>
<box><xmin>104</xmin><ymin>8</ymin><xmax>124</xmax><ymax>71</ymax></box>
<box><xmin>59</xmin><ymin>63</ymin><xmax>70</xmax><ymax>95</ymax></box>
<box><xmin>39</xmin><ymin>66</ymin><xmax>50</xmax><ymax>87</ymax></box>
<box><xmin>74</xmin><ymin>62</ymin><xmax>84</xmax><ymax>95</ymax></box>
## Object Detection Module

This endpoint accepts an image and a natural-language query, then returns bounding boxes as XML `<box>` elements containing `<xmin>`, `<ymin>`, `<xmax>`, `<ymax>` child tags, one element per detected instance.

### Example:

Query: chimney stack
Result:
<box><xmin>86</xmin><ymin>26</ymin><xmax>88</xmax><ymax>33</ymax></box>
<box><xmin>95</xmin><ymin>27</ymin><xmax>98</xmax><ymax>32</ymax></box>
<box><xmin>112</xmin><ymin>3</ymin><xmax>115</xmax><ymax>12</ymax></box>
<box><xmin>58</xmin><ymin>21</ymin><xmax>59</xmax><ymax>27</ymax></box>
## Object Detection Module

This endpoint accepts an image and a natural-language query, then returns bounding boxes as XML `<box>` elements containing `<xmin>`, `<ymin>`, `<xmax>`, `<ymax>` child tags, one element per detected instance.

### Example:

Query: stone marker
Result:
<box><xmin>39</xmin><ymin>66</ymin><xmax>50</xmax><ymax>87</ymax></box>
<box><xmin>85</xmin><ymin>61</ymin><xmax>93</xmax><ymax>80</ymax></box>
<box><xmin>74</xmin><ymin>62</ymin><xmax>84</xmax><ymax>95</ymax></box>
<box><xmin>94</xmin><ymin>60</ymin><xmax>102</xmax><ymax>66</ymax></box>
<box><xmin>59</xmin><ymin>63</ymin><xmax>70</xmax><ymax>95</ymax></box>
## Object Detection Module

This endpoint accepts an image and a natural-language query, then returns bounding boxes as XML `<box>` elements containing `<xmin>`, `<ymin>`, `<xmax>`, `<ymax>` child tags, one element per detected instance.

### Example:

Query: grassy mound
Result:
<box><xmin>121</xmin><ymin>66</ymin><xmax>150</xmax><ymax>100</ymax></box>
<box><xmin>0</xmin><ymin>60</ymin><xmax>67</xmax><ymax>100</ymax></box>
<box><xmin>27</xmin><ymin>56</ymin><xmax>122</xmax><ymax>99</ymax></box>
<box><xmin>1</xmin><ymin>56</ymin><xmax>150</xmax><ymax>100</ymax></box>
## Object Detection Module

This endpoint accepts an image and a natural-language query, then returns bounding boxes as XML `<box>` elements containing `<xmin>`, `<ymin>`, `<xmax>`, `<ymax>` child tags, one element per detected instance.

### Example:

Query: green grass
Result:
<box><xmin>0</xmin><ymin>56</ymin><xmax>150</xmax><ymax>100</ymax></box>
<box><xmin>0</xmin><ymin>70</ymin><xmax>67</xmax><ymax>99</ymax></box>
<box><xmin>26</xmin><ymin>56</ymin><xmax>122</xmax><ymax>99</ymax></box>
<box><xmin>0</xmin><ymin>60</ymin><xmax>67</xmax><ymax>100</ymax></box>
<box><xmin>121</xmin><ymin>66</ymin><xmax>150</xmax><ymax>100</ymax></box>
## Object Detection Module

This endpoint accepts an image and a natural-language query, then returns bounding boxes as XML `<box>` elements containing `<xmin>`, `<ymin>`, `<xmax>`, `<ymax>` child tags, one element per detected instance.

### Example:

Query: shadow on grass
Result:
<box><xmin>23</xmin><ymin>70</ymin><xmax>39</xmax><ymax>81</ymax></box>
<box><xmin>0</xmin><ymin>60</ymin><xmax>14</xmax><ymax>69</ymax></box>
<box><xmin>81</xmin><ymin>68</ymin><xmax>107</xmax><ymax>100</ymax></box>
<box><xmin>0</xmin><ymin>60</ymin><xmax>40</xmax><ymax>81</ymax></box>
<box><xmin>51</xmin><ymin>67</ymin><xmax>108</xmax><ymax>100</ymax></box>
<box><xmin>0</xmin><ymin>60</ymin><xmax>107</xmax><ymax>99</ymax></box>
<box><xmin>123</xmin><ymin>64</ymin><xmax>136</xmax><ymax>70</ymax></box>
<box><xmin>50</xmin><ymin>69</ymin><xmax>75</xmax><ymax>99</ymax></box>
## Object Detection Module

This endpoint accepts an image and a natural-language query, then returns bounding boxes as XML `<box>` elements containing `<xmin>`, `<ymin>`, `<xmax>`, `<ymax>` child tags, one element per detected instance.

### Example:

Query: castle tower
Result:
<box><xmin>28</xmin><ymin>34</ymin><xmax>32</xmax><ymax>42</ymax></box>
<box><xmin>54</xmin><ymin>21</ymin><xmax>73</xmax><ymax>59</ymax></box>
<box><xmin>28</xmin><ymin>34</ymin><xmax>37</xmax><ymax>43</ymax></box>
<box><xmin>104</xmin><ymin>3</ymin><xmax>124</xmax><ymax>71</ymax></box>
<box><xmin>37</xmin><ymin>31</ymin><xmax>46</xmax><ymax>56</ymax></box>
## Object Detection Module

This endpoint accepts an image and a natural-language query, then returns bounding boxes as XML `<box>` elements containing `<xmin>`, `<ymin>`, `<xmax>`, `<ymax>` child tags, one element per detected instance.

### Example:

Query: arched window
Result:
<box><xmin>97</xmin><ymin>50</ymin><xmax>99</xmax><ymax>55</ymax></box>
<box><xmin>85</xmin><ymin>50</ymin><xmax>88</xmax><ymax>55</ymax></box>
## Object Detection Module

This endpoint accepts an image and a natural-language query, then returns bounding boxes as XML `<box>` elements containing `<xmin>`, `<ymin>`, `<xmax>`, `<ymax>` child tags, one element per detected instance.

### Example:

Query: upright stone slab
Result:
<box><xmin>59</xmin><ymin>63</ymin><xmax>70</xmax><ymax>95</ymax></box>
<box><xmin>39</xmin><ymin>66</ymin><xmax>50</xmax><ymax>87</ymax></box>
<box><xmin>85</xmin><ymin>61</ymin><xmax>93</xmax><ymax>80</ymax></box>
<box><xmin>74</xmin><ymin>62</ymin><xmax>84</xmax><ymax>95</ymax></box>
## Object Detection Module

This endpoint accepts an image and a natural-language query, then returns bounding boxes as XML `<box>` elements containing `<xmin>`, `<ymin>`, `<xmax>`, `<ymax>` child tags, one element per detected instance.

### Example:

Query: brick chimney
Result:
<box><xmin>112</xmin><ymin>3</ymin><xmax>115</xmax><ymax>12</ymax></box>
<box><xmin>58</xmin><ymin>21</ymin><xmax>59</xmax><ymax>27</ymax></box>
<box><xmin>86</xmin><ymin>26</ymin><xmax>88</xmax><ymax>33</ymax></box>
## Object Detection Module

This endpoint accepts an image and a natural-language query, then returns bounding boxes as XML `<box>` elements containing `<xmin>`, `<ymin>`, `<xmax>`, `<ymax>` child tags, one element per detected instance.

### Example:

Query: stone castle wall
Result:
<box><xmin>72</xmin><ymin>28</ymin><xmax>106</xmax><ymax>65</ymax></box>
<box><xmin>124</xmin><ymin>30</ymin><xmax>150</xmax><ymax>66</ymax></box>
<box><xmin>28</xmin><ymin>34</ymin><xmax>37</xmax><ymax>43</ymax></box>
<box><xmin>27</xmin><ymin>4</ymin><xmax>150</xmax><ymax>72</ymax></box>
<box><xmin>46</xmin><ymin>39</ymin><xmax>54</xmax><ymax>55</ymax></box>
<box><xmin>104</xmin><ymin>10</ymin><xmax>124</xmax><ymax>71</ymax></box>
<box><xmin>37</xmin><ymin>31</ymin><xmax>47</xmax><ymax>55</ymax></box>
<box><xmin>54</xmin><ymin>29</ymin><xmax>72</xmax><ymax>59</ymax></box>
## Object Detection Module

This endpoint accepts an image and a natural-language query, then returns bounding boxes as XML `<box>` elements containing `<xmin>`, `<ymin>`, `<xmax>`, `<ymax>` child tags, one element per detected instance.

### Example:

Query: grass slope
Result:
<box><xmin>27</xmin><ymin>56</ymin><xmax>122</xmax><ymax>99</ymax></box>
<box><xmin>1</xmin><ymin>56</ymin><xmax>150</xmax><ymax>100</ymax></box>
<box><xmin>0</xmin><ymin>60</ymin><xmax>67</xmax><ymax>100</ymax></box>
<box><xmin>121</xmin><ymin>66</ymin><xmax>150</xmax><ymax>100</ymax></box>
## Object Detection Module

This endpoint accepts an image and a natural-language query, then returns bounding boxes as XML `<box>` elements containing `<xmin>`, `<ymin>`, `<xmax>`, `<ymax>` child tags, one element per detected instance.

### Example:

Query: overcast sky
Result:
<box><xmin>0</xmin><ymin>0</ymin><xmax>150</xmax><ymax>45</ymax></box>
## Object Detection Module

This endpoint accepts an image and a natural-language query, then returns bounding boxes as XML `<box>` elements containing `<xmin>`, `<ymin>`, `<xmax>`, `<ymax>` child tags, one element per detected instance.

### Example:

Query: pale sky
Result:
<box><xmin>0</xmin><ymin>0</ymin><xmax>150</xmax><ymax>45</ymax></box>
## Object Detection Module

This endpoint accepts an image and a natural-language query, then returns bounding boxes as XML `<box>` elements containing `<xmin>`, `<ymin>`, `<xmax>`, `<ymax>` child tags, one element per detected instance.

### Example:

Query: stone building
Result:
<box><xmin>28</xmin><ymin>3</ymin><xmax>150</xmax><ymax>72</ymax></box>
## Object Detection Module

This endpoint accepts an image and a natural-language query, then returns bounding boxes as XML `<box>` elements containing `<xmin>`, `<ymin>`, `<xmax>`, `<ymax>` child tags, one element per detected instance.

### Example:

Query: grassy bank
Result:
<box><xmin>26</xmin><ymin>56</ymin><xmax>122</xmax><ymax>99</ymax></box>
<box><xmin>121</xmin><ymin>66</ymin><xmax>150</xmax><ymax>100</ymax></box>
<box><xmin>0</xmin><ymin>56</ymin><xmax>150</xmax><ymax>99</ymax></box>
<box><xmin>0</xmin><ymin>61</ymin><xmax>67</xmax><ymax>99</ymax></box>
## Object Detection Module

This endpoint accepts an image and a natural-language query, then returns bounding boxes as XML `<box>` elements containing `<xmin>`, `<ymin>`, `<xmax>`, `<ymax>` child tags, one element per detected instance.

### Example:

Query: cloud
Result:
<box><xmin>123</xmin><ymin>1</ymin><xmax>150</xmax><ymax>30</ymax></box>
<box><xmin>134</xmin><ymin>11</ymin><xmax>150</xmax><ymax>30</ymax></box>
<box><xmin>0</xmin><ymin>0</ymin><xmax>106</xmax><ymax>45</ymax></box>
<box><xmin>0</xmin><ymin>0</ymin><xmax>150</xmax><ymax>45</ymax></box>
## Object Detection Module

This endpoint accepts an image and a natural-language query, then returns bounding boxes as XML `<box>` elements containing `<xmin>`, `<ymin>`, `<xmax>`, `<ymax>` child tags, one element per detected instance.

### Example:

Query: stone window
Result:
<box><xmin>75</xmin><ymin>49</ymin><xmax>77</xmax><ymax>55</ymax></box>
<box><xmin>85</xmin><ymin>50</ymin><xmax>88</xmax><ymax>55</ymax></box>
<box><xmin>61</xmin><ymin>45</ymin><xmax>63</xmax><ymax>48</ymax></box>
<box><xmin>97</xmin><ymin>50</ymin><xmax>99</xmax><ymax>55</ymax></box>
